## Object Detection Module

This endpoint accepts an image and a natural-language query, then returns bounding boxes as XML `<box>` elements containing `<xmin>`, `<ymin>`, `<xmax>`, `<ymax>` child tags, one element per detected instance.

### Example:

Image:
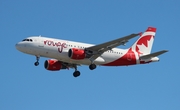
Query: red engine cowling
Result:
<box><xmin>68</xmin><ymin>48</ymin><xmax>86</xmax><ymax>60</ymax></box>
<box><xmin>44</xmin><ymin>59</ymin><xmax>66</xmax><ymax>71</ymax></box>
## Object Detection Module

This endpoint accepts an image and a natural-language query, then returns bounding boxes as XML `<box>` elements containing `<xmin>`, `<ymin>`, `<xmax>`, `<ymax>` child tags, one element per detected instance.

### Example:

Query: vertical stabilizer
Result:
<box><xmin>131</xmin><ymin>27</ymin><xmax>156</xmax><ymax>55</ymax></box>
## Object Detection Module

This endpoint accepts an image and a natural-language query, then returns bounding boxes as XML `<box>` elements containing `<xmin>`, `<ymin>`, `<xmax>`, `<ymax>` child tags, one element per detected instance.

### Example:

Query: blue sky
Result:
<box><xmin>0</xmin><ymin>0</ymin><xmax>179</xmax><ymax>110</ymax></box>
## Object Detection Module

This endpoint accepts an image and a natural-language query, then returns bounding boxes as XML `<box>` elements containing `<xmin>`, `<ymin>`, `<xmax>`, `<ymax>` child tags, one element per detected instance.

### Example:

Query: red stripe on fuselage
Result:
<box><xmin>103</xmin><ymin>48</ymin><xmax>137</xmax><ymax>66</ymax></box>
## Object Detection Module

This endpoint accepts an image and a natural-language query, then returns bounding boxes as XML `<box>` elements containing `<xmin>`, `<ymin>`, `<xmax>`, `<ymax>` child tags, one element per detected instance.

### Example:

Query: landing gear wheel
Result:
<box><xmin>34</xmin><ymin>62</ymin><xmax>39</xmax><ymax>66</ymax></box>
<box><xmin>34</xmin><ymin>56</ymin><xmax>40</xmax><ymax>66</ymax></box>
<box><xmin>89</xmin><ymin>64</ymin><xmax>96</xmax><ymax>70</ymax></box>
<box><xmin>73</xmin><ymin>71</ymin><xmax>80</xmax><ymax>77</ymax></box>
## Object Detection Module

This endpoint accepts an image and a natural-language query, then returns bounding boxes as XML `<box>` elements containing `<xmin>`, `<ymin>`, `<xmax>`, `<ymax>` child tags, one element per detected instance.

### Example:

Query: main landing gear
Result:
<box><xmin>89</xmin><ymin>64</ymin><xmax>96</xmax><ymax>70</ymax></box>
<box><xmin>73</xmin><ymin>65</ymin><xmax>81</xmax><ymax>77</ymax></box>
<box><xmin>73</xmin><ymin>71</ymin><xmax>81</xmax><ymax>77</ymax></box>
<box><xmin>34</xmin><ymin>56</ymin><xmax>40</xmax><ymax>66</ymax></box>
<box><xmin>72</xmin><ymin>64</ymin><xmax>97</xmax><ymax>78</ymax></box>
<box><xmin>89</xmin><ymin>59</ymin><xmax>96</xmax><ymax>70</ymax></box>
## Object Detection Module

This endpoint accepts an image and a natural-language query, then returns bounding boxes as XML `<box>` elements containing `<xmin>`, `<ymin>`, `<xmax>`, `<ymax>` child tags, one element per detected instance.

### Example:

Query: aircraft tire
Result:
<box><xmin>73</xmin><ymin>71</ymin><xmax>80</xmax><ymax>77</ymax></box>
<box><xmin>89</xmin><ymin>64</ymin><xmax>96</xmax><ymax>70</ymax></box>
<box><xmin>34</xmin><ymin>62</ymin><xmax>39</xmax><ymax>66</ymax></box>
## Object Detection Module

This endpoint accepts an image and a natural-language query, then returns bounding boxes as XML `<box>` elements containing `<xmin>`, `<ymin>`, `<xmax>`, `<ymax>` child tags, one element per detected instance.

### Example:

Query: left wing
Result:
<box><xmin>85</xmin><ymin>33</ymin><xmax>139</xmax><ymax>61</ymax></box>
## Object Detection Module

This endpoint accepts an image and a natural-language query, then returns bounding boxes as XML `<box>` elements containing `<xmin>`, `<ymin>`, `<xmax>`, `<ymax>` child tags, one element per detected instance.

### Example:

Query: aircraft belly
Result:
<box><xmin>101</xmin><ymin>53</ymin><xmax>120</xmax><ymax>64</ymax></box>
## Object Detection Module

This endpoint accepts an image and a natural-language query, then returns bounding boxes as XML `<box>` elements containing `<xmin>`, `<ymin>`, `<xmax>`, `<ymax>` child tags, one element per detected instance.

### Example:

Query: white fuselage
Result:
<box><xmin>16</xmin><ymin>36</ymin><xmax>140</xmax><ymax>66</ymax></box>
<box><xmin>16</xmin><ymin>35</ymin><xmax>160</xmax><ymax>67</ymax></box>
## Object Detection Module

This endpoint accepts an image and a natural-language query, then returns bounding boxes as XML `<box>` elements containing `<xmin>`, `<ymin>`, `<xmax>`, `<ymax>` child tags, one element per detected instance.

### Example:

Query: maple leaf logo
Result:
<box><xmin>136</xmin><ymin>35</ymin><xmax>154</xmax><ymax>55</ymax></box>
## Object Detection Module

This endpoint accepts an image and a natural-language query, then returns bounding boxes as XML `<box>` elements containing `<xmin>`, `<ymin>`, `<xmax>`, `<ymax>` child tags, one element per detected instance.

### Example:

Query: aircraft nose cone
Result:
<box><xmin>15</xmin><ymin>43</ymin><xmax>20</xmax><ymax>50</ymax></box>
<box><xmin>15</xmin><ymin>42</ymin><xmax>24</xmax><ymax>51</ymax></box>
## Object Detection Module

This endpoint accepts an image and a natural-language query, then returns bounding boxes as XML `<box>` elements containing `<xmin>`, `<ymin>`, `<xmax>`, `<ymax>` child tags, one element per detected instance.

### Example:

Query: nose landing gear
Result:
<box><xmin>34</xmin><ymin>62</ymin><xmax>39</xmax><ymax>66</ymax></box>
<box><xmin>34</xmin><ymin>56</ymin><xmax>40</xmax><ymax>66</ymax></box>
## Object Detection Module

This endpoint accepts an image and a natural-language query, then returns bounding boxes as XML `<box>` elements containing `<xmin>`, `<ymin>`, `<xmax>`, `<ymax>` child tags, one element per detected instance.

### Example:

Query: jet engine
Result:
<box><xmin>44</xmin><ymin>59</ymin><xmax>66</xmax><ymax>71</ymax></box>
<box><xmin>68</xmin><ymin>48</ymin><xmax>86</xmax><ymax>60</ymax></box>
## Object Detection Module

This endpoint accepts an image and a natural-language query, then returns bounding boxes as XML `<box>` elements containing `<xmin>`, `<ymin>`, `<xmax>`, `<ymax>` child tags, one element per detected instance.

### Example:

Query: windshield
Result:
<box><xmin>22</xmin><ymin>39</ymin><xmax>33</xmax><ymax>42</ymax></box>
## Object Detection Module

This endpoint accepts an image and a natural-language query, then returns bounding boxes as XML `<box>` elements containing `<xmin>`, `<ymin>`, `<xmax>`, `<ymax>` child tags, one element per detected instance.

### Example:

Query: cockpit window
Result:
<box><xmin>22</xmin><ymin>39</ymin><xmax>33</xmax><ymax>42</ymax></box>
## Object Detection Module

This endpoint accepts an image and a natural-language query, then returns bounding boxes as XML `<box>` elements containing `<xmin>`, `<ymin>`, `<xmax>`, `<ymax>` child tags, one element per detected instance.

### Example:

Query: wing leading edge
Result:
<box><xmin>85</xmin><ymin>33</ymin><xmax>139</xmax><ymax>61</ymax></box>
<box><xmin>86</xmin><ymin>33</ymin><xmax>139</xmax><ymax>52</ymax></box>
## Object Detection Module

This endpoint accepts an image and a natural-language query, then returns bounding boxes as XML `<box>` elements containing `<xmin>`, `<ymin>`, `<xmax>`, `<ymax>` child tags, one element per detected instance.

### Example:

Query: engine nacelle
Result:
<box><xmin>68</xmin><ymin>48</ymin><xmax>86</xmax><ymax>60</ymax></box>
<box><xmin>44</xmin><ymin>59</ymin><xmax>66</xmax><ymax>71</ymax></box>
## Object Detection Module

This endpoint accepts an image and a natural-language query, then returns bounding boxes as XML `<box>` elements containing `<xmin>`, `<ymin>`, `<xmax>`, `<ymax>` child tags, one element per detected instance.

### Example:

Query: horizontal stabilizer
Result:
<box><xmin>140</xmin><ymin>50</ymin><xmax>168</xmax><ymax>60</ymax></box>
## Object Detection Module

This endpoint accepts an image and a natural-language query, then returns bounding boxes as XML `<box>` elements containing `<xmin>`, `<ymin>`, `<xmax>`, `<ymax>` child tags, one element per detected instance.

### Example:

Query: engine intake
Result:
<box><xmin>44</xmin><ymin>59</ymin><xmax>66</xmax><ymax>71</ymax></box>
<box><xmin>68</xmin><ymin>48</ymin><xmax>86</xmax><ymax>60</ymax></box>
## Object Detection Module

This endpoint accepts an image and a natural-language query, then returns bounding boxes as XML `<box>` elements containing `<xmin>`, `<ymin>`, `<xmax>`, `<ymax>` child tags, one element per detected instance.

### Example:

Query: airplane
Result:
<box><xmin>15</xmin><ymin>27</ymin><xmax>168</xmax><ymax>77</ymax></box>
